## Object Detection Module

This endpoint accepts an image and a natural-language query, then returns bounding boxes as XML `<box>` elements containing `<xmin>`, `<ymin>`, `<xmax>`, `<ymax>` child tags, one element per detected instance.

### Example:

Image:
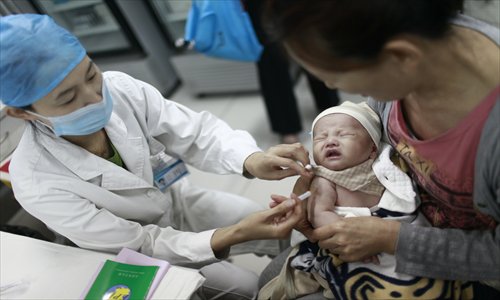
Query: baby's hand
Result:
<box><xmin>362</xmin><ymin>255</ymin><xmax>380</xmax><ymax>265</ymax></box>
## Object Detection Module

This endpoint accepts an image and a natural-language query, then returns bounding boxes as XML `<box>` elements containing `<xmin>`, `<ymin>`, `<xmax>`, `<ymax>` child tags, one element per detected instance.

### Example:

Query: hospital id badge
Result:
<box><xmin>153</xmin><ymin>158</ymin><xmax>189</xmax><ymax>192</ymax></box>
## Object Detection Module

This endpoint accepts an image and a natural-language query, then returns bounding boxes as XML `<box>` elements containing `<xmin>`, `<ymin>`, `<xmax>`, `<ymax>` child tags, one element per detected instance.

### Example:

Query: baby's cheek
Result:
<box><xmin>312</xmin><ymin>151</ymin><xmax>322</xmax><ymax>164</ymax></box>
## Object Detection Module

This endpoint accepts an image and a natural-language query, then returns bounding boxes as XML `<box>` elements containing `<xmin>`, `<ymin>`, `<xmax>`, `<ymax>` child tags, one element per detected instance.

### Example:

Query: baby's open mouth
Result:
<box><xmin>325</xmin><ymin>149</ymin><xmax>340</xmax><ymax>159</ymax></box>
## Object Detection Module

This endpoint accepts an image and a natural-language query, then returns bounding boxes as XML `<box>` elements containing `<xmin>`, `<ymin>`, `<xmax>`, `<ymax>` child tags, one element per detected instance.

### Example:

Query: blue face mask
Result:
<box><xmin>29</xmin><ymin>83</ymin><xmax>113</xmax><ymax>136</ymax></box>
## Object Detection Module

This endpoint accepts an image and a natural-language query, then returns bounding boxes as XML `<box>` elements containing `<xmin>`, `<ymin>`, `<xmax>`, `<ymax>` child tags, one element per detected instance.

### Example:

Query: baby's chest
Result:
<box><xmin>335</xmin><ymin>186</ymin><xmax>380</xmax><ymax>208</ymax></box>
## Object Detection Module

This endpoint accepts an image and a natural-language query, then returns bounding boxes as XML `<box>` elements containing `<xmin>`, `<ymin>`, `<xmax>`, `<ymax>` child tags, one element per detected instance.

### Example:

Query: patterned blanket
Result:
<box><xmin>259</xmin><ymin>214</ymin><xmax>475</xmax><ymax>300</ymax></box>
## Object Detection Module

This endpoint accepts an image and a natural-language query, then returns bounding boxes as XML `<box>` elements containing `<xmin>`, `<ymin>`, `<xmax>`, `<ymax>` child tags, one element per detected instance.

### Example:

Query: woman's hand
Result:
<box><xmin>211</xmin><ymin>196</ymin><xmax>303</xmax><ymax>254</ymax></box>
<box><xmin>311</xmin><ymin>216</ymin><xmax>401</xmax><ymax>262</ymax></box>
<box><xmin>243</xmin><ymin>143</ymin><xmax>313</xmax><ymax>180</ymax></box>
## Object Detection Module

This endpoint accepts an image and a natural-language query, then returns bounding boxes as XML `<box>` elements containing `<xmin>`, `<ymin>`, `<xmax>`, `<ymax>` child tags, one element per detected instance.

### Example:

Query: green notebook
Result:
<box><xmin>84</xmin><ymin>260</ymin><xmax>159</xmax><ymax>300</ymax></box>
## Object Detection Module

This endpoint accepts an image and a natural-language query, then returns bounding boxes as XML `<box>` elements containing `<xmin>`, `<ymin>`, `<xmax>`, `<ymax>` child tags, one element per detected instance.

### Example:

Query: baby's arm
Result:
<box><xmin>308</xmin><ymin>176</ymin><xmax>341</xmax><ymax>228</ymax></box>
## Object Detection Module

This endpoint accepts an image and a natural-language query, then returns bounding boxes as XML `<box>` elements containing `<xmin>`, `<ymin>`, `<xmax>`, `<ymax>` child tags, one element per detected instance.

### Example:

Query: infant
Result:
<box><xmin>260</xmin><ymin>102</ymin><xmax>421</xmax><ymax>299</ymax></box>
<box><xmin>308</xmin><ymin>101</ymin><xmax>384</xmax><ymax>228</ymax></box>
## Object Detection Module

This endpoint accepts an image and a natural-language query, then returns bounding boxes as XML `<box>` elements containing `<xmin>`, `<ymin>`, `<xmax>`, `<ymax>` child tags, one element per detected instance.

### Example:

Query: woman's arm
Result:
<box><xmin>312</xmin><ymin>102</ymin><xmax>500</xmax><ymax>280</ymax></box>
<box><xmin>396</xmin><ymin>223</ymin><xmax>500</xmax><ymax>280</ymax></box>
<box><xmin>396</xmin><ymin>100</ymin><xmax>500</xmax><ymax>280</ymax></box>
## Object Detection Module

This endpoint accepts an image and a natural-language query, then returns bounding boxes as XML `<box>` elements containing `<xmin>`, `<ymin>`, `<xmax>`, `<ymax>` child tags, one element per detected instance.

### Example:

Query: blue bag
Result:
<box><xmin>183</xmin><ymin>0</ymin><xmax>263</xmax><ymax>62</ymax></box>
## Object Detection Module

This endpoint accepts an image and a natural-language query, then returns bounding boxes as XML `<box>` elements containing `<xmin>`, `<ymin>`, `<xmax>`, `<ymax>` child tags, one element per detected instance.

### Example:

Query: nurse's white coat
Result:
<box><xmin>9</xmin><ymin>71</ymin><xmax>267</xmax><ymax>265</ymax></box>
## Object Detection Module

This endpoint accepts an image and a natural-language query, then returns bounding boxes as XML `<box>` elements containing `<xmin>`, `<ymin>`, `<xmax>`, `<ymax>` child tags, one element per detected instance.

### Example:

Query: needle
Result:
<box><xmin>297</xmin><ymin>191</ymin><xmax>311</xmax><ymax>201</ymax></box>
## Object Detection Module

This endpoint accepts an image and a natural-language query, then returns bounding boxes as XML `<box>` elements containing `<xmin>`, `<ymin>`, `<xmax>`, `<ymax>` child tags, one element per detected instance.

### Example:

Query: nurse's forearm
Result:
<box><xmin>210</xmin><ymin>224</ymin><xmax>246</xmax><ymax>258</ymax></box>
<box><xmin>210</xmin><ymin>198</ymin><xmax>300</xmax><ymax>258</ymax></box>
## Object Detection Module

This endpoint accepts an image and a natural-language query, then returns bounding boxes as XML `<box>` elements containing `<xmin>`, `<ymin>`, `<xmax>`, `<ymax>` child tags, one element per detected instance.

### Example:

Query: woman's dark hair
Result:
<box><xmin>263</xmin><ymin>0</ymin><xmax>464</xmax><ymax>69</ymax></box>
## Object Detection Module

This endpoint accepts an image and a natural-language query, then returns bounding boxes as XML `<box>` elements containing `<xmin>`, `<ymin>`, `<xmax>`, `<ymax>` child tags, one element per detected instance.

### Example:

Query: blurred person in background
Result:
<box><xmin>245</xmin><ymin>0</ymin><xmax>340</xmax><ymax>144</ymax></box>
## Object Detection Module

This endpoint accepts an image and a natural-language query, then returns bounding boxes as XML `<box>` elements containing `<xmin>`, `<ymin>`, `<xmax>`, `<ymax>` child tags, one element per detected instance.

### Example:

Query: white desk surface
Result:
<box><xmin>0</xmin><ymin>231</ymin><xmax>205</xmax><ymax>299</ymax></box>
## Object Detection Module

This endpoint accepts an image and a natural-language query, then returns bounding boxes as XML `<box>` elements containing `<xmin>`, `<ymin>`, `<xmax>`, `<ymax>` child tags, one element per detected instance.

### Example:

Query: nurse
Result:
<box><xmin>0</xmin><ymin>14</ymin><xmax>311</xmax><ymax>299</ymax></box>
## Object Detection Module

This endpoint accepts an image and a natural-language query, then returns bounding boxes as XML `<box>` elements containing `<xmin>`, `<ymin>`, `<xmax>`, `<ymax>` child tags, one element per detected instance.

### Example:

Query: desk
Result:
<box><xmin>0</xmin><ymin>232</ymin><xmax>205</xmax><ymax>299</ymax></box>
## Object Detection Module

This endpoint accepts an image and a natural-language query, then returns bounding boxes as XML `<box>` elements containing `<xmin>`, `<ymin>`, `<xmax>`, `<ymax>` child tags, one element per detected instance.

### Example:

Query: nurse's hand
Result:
<box><xmin>270</xmin><ymin>193</ymin><xmax>315</xmax><ymax>242</ymax></box>
<box><xmin>243</xmin><ymin>143</ymin><xmax>313</xmax><ymax>180</ymax></box>
<box><xmin>269</xmin><ymin>176</ymin><xmax>315</xmax><ymax>241</ymax></box>
<box><xmin>269</xmin><ymin>176</ymin><xmax>316</xmax><ymax>242</ymax></box>
<box><xmin>211</xmin><ymin>196</ymin><xmax>302</xmax><ymax>255</ymax></box>
<box><xmin>238</xmin><ymin>196</ymin><xmax>302</xmax><ymax>239</ymax></box>
<box><xmin>311</xmin><ymin>217</ymin><xmax>400</xmax><ymax>262</ymax></box>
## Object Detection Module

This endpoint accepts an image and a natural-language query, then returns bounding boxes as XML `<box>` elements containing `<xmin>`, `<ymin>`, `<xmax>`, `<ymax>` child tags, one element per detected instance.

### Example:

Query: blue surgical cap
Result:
<box><xmin>0</xmin><ymin>14</ymin><xmax>86</xmax><ymax>107</ymax></box>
